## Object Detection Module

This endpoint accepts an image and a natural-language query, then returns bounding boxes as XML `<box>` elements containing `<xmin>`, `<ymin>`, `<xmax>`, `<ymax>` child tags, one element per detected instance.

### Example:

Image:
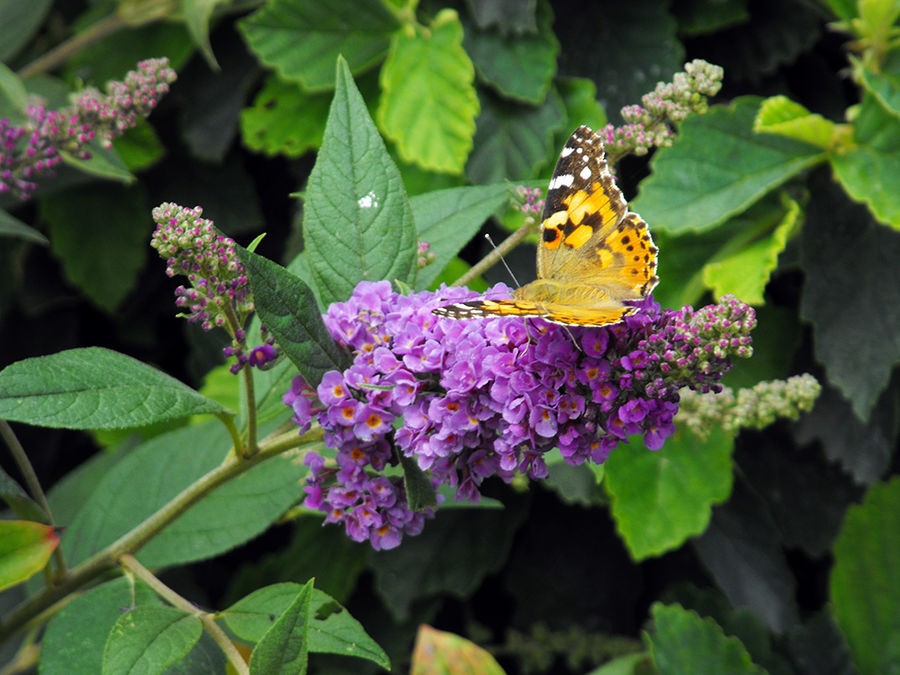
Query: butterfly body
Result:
<box><xmin>435</xmin><ymin>125</ymin><xmax>659</xmax><ymax>327</ymax></box>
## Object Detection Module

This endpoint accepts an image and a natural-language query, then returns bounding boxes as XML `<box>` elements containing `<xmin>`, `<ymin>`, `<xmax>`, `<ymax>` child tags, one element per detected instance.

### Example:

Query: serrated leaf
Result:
<box><xmin>0</xmin><ymin>209</ymin><xmax>47</xmax><ymax>245</ymax></box>
<box><xmin>462</xmin><ymin>0</ymin><xmax>558</xmax><ymax>104</ymax></box>
<box><xmin>830</xmin><ymin>92</ymin><xmax>900</xmax><ymax>230</ymax></box>
<box><xmin>41</xmin><ymin>183</ymin><xmax>147</xmax><ymax>311</ymax></box>
<box><xmin>692</xmin><ymin>482</ymin><xmax>799</xmax><ymax>633</ymax></box>
<box><xmin>466</xmin><ymin>86</ymin><xmax>566</xmax><ymax>183</ymax></box>
<box><xmin>237</xmin><ymin>245</ymin><xmax>349</xmax><ymax>388</ymax></box>
<box><xmin>701</xmin><ymin>195</ymin><xmax>800</xmax><ymax>304</ymax></box>
<box><xmin>240</xmin><ymin>76</ymin><xmax>329</xmax><ymax>157</ymax></box>
<box><xmin>62</xmin><ymin>423</ymin><xmax>308</xmax><ymax>567</ymax></box>
<box><xmin>0</xmin><ymin>520</ymin><xmax>59</xmax><ymax>591</ymax></box>
<box><xmin>411</xmin><ymin>183</ymin><xmax>512</xmax><ymax>288</ymax></box>
<box><xmin>0</xmin><ymin>347</ymin><xmax>230</xmax><ymax>429</ymax></box>
<box><xmin>604</xmin><ymin>427</ymin><xmax>734</xmax><ymax>560</ymax></box>
<box><xmin>103</xmin><ymin>606</ymin><xmax>202</xmax><ymax>675</ymax></box>
<box><xmin>411</xmin><ymin>625</ymin><xmax>505</xmax><ymax>674</ymax></box>
<box><xmin>238</xmin><ymin>0</ymin><xmax>399</xmax><ymax>91</ymax></box>
<box><xmin>831</xmin><ymin>478</ymin><xmax>900</xmax><ymax>674</ymax></box>
<box><xmin>799</xmin><ymin>174</ymin><xmax>900</xmax><ymax>422</ymax></box>
<box><xmin>304</xmin><ymin>57</ymin><xmax>417</xmax><ymax>305</ymax></box>
<box><xmin>755</xmin><ymin>95</ymin><xmax>838</xmax><ymax>150</ymax></box>
<box><xmin>250</xmin><ymin>581</ymin><xmax>313</xmax><ymax>675</ymax></box>
<box><xmin>378</xmin><ymin>9</ymin><xmax>478</xmax><ymax>174</ymax></box>
<box><xmin>647</xmin><ymin>603</ymin><xmax>763</xmax><ymax>674</ymax></box>
<box><xmin>42</xmin><ymin>578</ymin><xmax>162</xmax><ymax>674</ymax></box>
<box><xmin>0</xmin><ymin>0</ymin><xmax>53</xmax><ymax>61</ymax></box>
<box><xmin>633</xmin><ymin>97</ymin><xmax>825</xmax><ymax>234</ymax></box>
<box><xmin>222</xmin><ymin>583</ymin><xmax>390</xmax><ymax>669</ymax></box>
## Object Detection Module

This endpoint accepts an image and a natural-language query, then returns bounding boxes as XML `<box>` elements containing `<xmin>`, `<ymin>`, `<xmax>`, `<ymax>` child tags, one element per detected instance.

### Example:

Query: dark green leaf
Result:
<box><xmin>830</xmin><ymin>478</ymin><xmax>900</xmax><ymax>674</ymax></box>
<box><xmin>241</xmin><ymin>76</ymin><xmax>330</xmax><ymax>158</ymax></box>
<box><xmin>786</xmin><ymin>612</ymin><xmax>855</xmax><ymax>675</ymax></box>
<box><xmin>399</xmin><ymin>454</ymin><xmax>437</xmax><ymax>511</ymax></box>
<box><xmin>0</xmin><ymin>348</ymin><xmax>230</xmax><ymax>429</ymax></box>
<box><xmin>858</xmin><ymin>58</ymin><xmax>900</xmax><ymax>119</ymax></box>
<box><xmin>692</xmin><ymin>482</ymin><xmax>799</xmax><ymax>634</ymax></box>
<box><xmin>463</xmin><ymin>0</ymin><xmax>538</xmax><ymax>35</ymax></box>
<box><xmin>723</xmin><ymin>305</ymin><xmax>802</xmax><ymax>389</ymax></box>
<box><xmin>0</xmin><ymin>0</ymin><xmax>52</xmax><ymax>61</ymax></box>
<box><xmin>411</xmin><ymin>183</ymin><xmax>512</xmax><ymax>289</ymax></box>
<box><xmin>647</xmin><ymin>603</ymin><xmax>763</xmax><ymax>674</ymax></box>
<box><xmin>0</xmin><ymin>209</ymin><xmax>47</xmax><ymax>245</ymax></box>
<box><xmin>41</xmin><ymin>578</ymin><xmax>161</xmax><ymax>675</ymax></box>
<box><xmin>543</xmin><ymin>462</ymin><xmax>604</xmax><ymax>507</ymax></box>
<box><xmin>238</xmin><ymin>245</ymin><xmax>349</xmax><ymax>388</ymax></box>
<box><xmin>113</xmin><ymin>122</ymin><xmax>165</xmax><ymax>172</ymax></box>
<box><xmin>303</xmin><ymin>58</ymin><xmax>417</xmax><ymax>304</ymax></box>
<box><xmin>62</xmin><ymin>423</ymin><xmax>308</xmax><ymax>567</ymax></box>
<box><xmin>0</xmin><ymin>62</ymin><xmax>27</xmax><ymax>112</ymax></box>
<box><xmin>462</xmin><ymin>0</ymin><xmax>558</xmax><ymax>104</ymax></box>
<box><xmin>799</xmin><ymin>174</ymin><xmax>900</xmax><ymax>422</ymax></box>
<box><xmin>250</xmin><ymin>581</ymin><xmax>313</xmax><ymax>675</ymax></box>
<box><xmin>672</xmin><ymin>0</ymin><xmax>749</xmax><ymax>36</ymax></box>
<box><xmin>223</xmin><ymin>583</ymin><xmax>390</xmax><ymax>669</ymax></box>
<box><xmin>466</xmin><ymin>86</ymin><xmax>566</xmax><ymax>183</ymax></box>
<box><xmin>604</xmin><ymin>427</ymin><xmax>734</xmax><ymax>560</ymax></box>
<box><xmin>633</xmin><ymin>97</ymin><xmax>825</xmax><ymax>234</ymax></box>
<box><xmin>0</xmin><ymin>467</ymin><xmax>47</xmax><ymax>522</ymax></box>
<box><xmin>238</xmin><ymin>0</ymin><xmax>399</xmax><ymax>91</ymax></box>
<box><xmin>181</xmin><ymin>0</ymin><xmax>223</xmax><ymax>67</ymax></box>
<box><xmin>102</xmin><ymin>606</ymin><xmax>202</xmax><ymax>675</ymax></box>
<box><xmin>40</xmin><ymin>183</ymin><xmax>147</xmax><ymax>311</ymax></box>
<box><xmin>556</xmin><ymin>76</ymin><xmax>607</xmax><ymax>136</ymax></box>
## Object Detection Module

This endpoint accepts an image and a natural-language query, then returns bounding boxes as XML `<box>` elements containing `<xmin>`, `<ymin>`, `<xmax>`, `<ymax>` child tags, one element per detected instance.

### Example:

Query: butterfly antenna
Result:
<box><xmin>484</xmin><ymin>233</ymin><xmax>522</xmax><ymax>288</ymax></box>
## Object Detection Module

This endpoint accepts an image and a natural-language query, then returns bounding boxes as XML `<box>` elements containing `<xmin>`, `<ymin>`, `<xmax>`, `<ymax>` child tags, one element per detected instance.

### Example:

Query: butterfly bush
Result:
<box><xmin>285</xmin><ymin>281</ymin><xmax>755</xmax><ymax>549</ymax></box>
<box><xmin>0</xmin><ymin>58</ymin><xmax>176</xmax><ymax>200</ymax></box>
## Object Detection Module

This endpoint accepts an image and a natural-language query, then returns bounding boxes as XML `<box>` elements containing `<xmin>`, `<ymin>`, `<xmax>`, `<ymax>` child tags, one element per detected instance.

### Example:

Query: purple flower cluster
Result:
<box><xmin>285</xmin><ymin>282</ymin><xmax>755</xmax><ymax>549</ymax></box>
<box><xmin>0</xmin><ymin>58</ymin><xmax>175</xmax><ymax>200</ymax></box>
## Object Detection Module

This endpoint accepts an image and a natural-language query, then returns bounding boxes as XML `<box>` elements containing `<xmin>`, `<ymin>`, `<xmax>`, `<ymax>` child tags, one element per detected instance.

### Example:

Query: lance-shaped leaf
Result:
<box><xmin>0</xmin><ymin>520</ymin><xmax>59</xmax><ymax>591</ymax></box>
<box><xmin>249</xmin><ymin>581</ymin><xmax>313</xmax><ymax>674</ymax></box>
<box><xmin>103</xmin><ymin>606</ymin><xmax>202</xmax><ymax>675</ymax></box>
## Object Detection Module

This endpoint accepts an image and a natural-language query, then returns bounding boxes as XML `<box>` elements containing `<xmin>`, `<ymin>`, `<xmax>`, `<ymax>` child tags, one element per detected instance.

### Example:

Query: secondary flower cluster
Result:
<box><xmin>600</xmin><ymin>59</ymin><xmax>724</xmax><ymax>159</ymax></box>
<box><xmin>286</xmin><ymin>281</ymin><xmax>755</xmax><ymax>549</ymax></box>
<box><xmin>0</xmin><ymin>57</ymin><xmax>175</xmax><ymax>199</ymax></box>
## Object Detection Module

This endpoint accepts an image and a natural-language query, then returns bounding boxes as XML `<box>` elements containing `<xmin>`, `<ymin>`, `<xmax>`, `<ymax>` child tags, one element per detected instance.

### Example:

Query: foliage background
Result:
<box><xmin>0</xmin><ymin>0</ymin><xmax>898</xmax><ymax>673</ymax></box>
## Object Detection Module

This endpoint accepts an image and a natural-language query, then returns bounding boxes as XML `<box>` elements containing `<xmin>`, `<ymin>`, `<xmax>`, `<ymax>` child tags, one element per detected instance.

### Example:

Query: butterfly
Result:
<box><xmin>434</xmin><ymin>125</ymin><xmax>658</xmax><ymax>326</ymax></box>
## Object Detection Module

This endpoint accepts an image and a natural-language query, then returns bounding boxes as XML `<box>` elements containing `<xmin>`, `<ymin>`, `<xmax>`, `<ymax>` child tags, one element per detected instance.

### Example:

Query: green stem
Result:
<box><xmin>241</xmin><ymin>366</ymin><xmax>259</xmax><ymax>458</ymax></box>
<box><xmin>0</xmin><ymin>427</ymin><xmax>323</xmax><ymax>641</ymax></box>
<box><xmin>0</xmin><ymin>422</ymin><xmax>67</xmax><ymax>577</ymax></box>
<box><xmin>453</xmin><ymin>219</ymin><xmax>537</xmax><ymax>288</ymax></box>
<box><xmin>120</xmin><ymin>555</ymin><xmax>249</xmax><ymax>675</ymax></box>
<box><xmin>17</xmin><ymin>14</ymin><xmax>127</xmax><ymax>78</ymax></box>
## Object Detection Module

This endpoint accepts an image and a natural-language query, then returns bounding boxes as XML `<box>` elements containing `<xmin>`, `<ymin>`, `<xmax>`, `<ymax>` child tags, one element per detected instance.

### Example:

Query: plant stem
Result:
<box><xmin>120</xmin><ymin>555</ymin><xmax>250</xmax><ymax>675</ymax></box>
<box><xmin>17</xmin><ymin>14</ymin><xmax>127</xmax><ymax>78</ymax></box>
<box><xmin>0</xmin><ymin>427</ymin><xmax>323</xmax><ymax>641</ymax></box>
<box><xmin>453</xmin><ymin>219</ymin><xmax>537</xmax><ymax>288</ymax></box>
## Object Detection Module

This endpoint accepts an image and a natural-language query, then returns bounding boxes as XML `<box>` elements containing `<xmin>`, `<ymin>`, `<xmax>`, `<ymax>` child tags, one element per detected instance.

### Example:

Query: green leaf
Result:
<box><xmin>754</xmin><ymin>95</ymin><xmax>839</xmax><ymax>150</ymax></box>
<box><xmin>633</xmin><ymin>97</ymin><xmax>825</xmax><ymax>234</ymax></box>
<box><xmin>0</xmin><ymin>520</ymin><xmax>59</xmax><ymax>591</ymax></box>
<box><xmin>103</xmin><ymin>606</ymin><xmax>202</xmax><ymax>675</ymax></box>
<box><xmin>113</xmin><ymin>121</ymin><xmax>166</xmax><ymax>172</ymax></box>
<box><xmin>831</xmin><ymin>477</ymin><xmax>900</xmax><ymax>675</ymax></box>
<box><xmin>822</xmin><ymin>0</ymin><xmax>858</xmax><ymax>21</ymax></box>
<box><xmin>399</xmin><ymin>454</ymin><xmax>437</xmax><ymax>511</ymax></box>
<box><xmin>462</xmin><ymin>0</ymin><xmax>558</xmax><ymax>104</ymax></box>
<box><xmin>41</xmin><ymin>183</ymin><xmax>148</xmax><ymax>311</ymax></box>
<box><xmin>378</xmin><ymin>9</ymin><xmax>478</xmax><ymax>174</ymax></box>
<box><xmin>304</xmin><ymin>58</ymin><xmax>417</xmax><ymax>305</ymax></box>
<box><xmin>0</xmin><ymin>467</ymin><xmax>47</xmax><ymax>522</ymax></box>
<box><xmin>672</xmin><ymin>0</ymin><xmax>750</xmax><ymax>36</ymax></box>
<box><xmin>604</xmin><ymin>427</ymin><xmax>734</xmax><ymax>560</ymax></box>
<box><xmin>250</xmin><ymin>581</ymin><xmax>313</xmax><ymax>675</ymax></box>
<box><xmin>464</xmin><ymin>0</ymin><xmax>538</xmax><ymax>35</ymax></box>
<box><xmin>799</xmin><ymin>174</ymin><xmax>900</xmax><ymax>422</ymax></box>
<box><xmin>60</xmin><ymin>140</ymin><xmax>135</xmax><ymax>185</ymax></box>
<box><xmin>0</xmin><ymin>61</ymin><xmax>27</xmax><ymax>112</ymax></box>
<box><xmin>858</xmin><ymin>60</ymin><xmax>900</xmax><ymax>119</ymax></box>
<box><xmin>786</xmin><ymin>612</ymin><xmax>855</xmax><ymax>675</ymax></box>
<box><xmin>42</xmin><ymin>578</ymin><xmax>161</xmax><ymax>674</ymax></box>
<box><xmin>0</xmin><ymin>347</ymin><xmax>230</xmax><ymax>429</ymax></box>
<box><xmin>238</xmin><ymin>0</ymin><xmax>399</xmax><ymax>92</ymax></box>
<box><xmin>544</xmin><ymin>462</ymin><xmax>605</xmax><ymax>507</ymax></box>
<box><xmin>556</xmin><ymin>76</ymin><xmax>607</xmax><ymax>135</ymax></box>
<box><xmin>830</xmin><ymin>92</ymin><xmax>900</xmax><ymax>230</ymax></box>
<box><xmin>411</xmin><ymin>183</ymin><xmax>512</xmax><ymax>289</ymax></box>
<box><xmin>647</xmin><ymin>603</ymin><xmax>763</xmax><ymax>674</ymax></box>
<box><xmin>181</xmin><ymin>0</ymin><xmax>223</xmax><ymax>68</ymax></box>
<box><xmin>466</xmin><ymin>87</ymin><xmax>566</xmax><ymax>183</ymax></box>
<box><xmin>62</xmin><ymin>423</ymin><xmax>309</xmax><ymax>567</ymax></box>
<box><xmin>237</xmin><ymin>246</ymin><xmax>349</xmax><ymax>388</ymax></box>
<box><xmin>411</xmin><ymin>625</ymin><xmax>505</xmax><ymax>674</ymax></box>
<box><xmin>0</xmin><ymin>0</ymin><xmax>52</xmax><ymax>61</ymax></box>
<box><xmin>240</xmin><ymin>76</ymin><xmax>330</xmax><ymax>157</ymax></box>
<box><xmin>371</xmin><ymin>504</ymin><xmax>528</xmax><ymax>620</ymax></box>
<box><xmin>692</xmin><ymin>482</ymin><xmax>799</xmax><ymax>633</ymax></box>
<box><xmin>0</xmin><ymin>209</ymin><xmax>47</xmax><ymax>245</ymax></box>
<box><xmin>222</xmin><ymin>583</ymin><xmax>390</xmax><ymax>669</ymax></box>
<box><xmin>701</xmin><ymin>195</ymin><xmax>800</xmax><ymax>304</ymax></box>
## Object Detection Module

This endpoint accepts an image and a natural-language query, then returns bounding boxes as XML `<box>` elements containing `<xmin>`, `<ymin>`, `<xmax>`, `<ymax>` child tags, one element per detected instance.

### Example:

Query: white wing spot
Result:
<box><xmin>579</xmin><ymin>165</ymin><xmax>592</xmax><ymax>180</ymax></box>
<box><xmin>548</xmin><ymin>173</ymin><xmax>575</xmax><ymax>190</ymax></box>
<box><xmin>358</xmin><ymin>191</ymin><xmax>379</xmax><ymax>209</ymax></box>
<box><xmin>560</xmin><ymin>146</ymin><xmax>574</xmax><ymax>158</ymax></box>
